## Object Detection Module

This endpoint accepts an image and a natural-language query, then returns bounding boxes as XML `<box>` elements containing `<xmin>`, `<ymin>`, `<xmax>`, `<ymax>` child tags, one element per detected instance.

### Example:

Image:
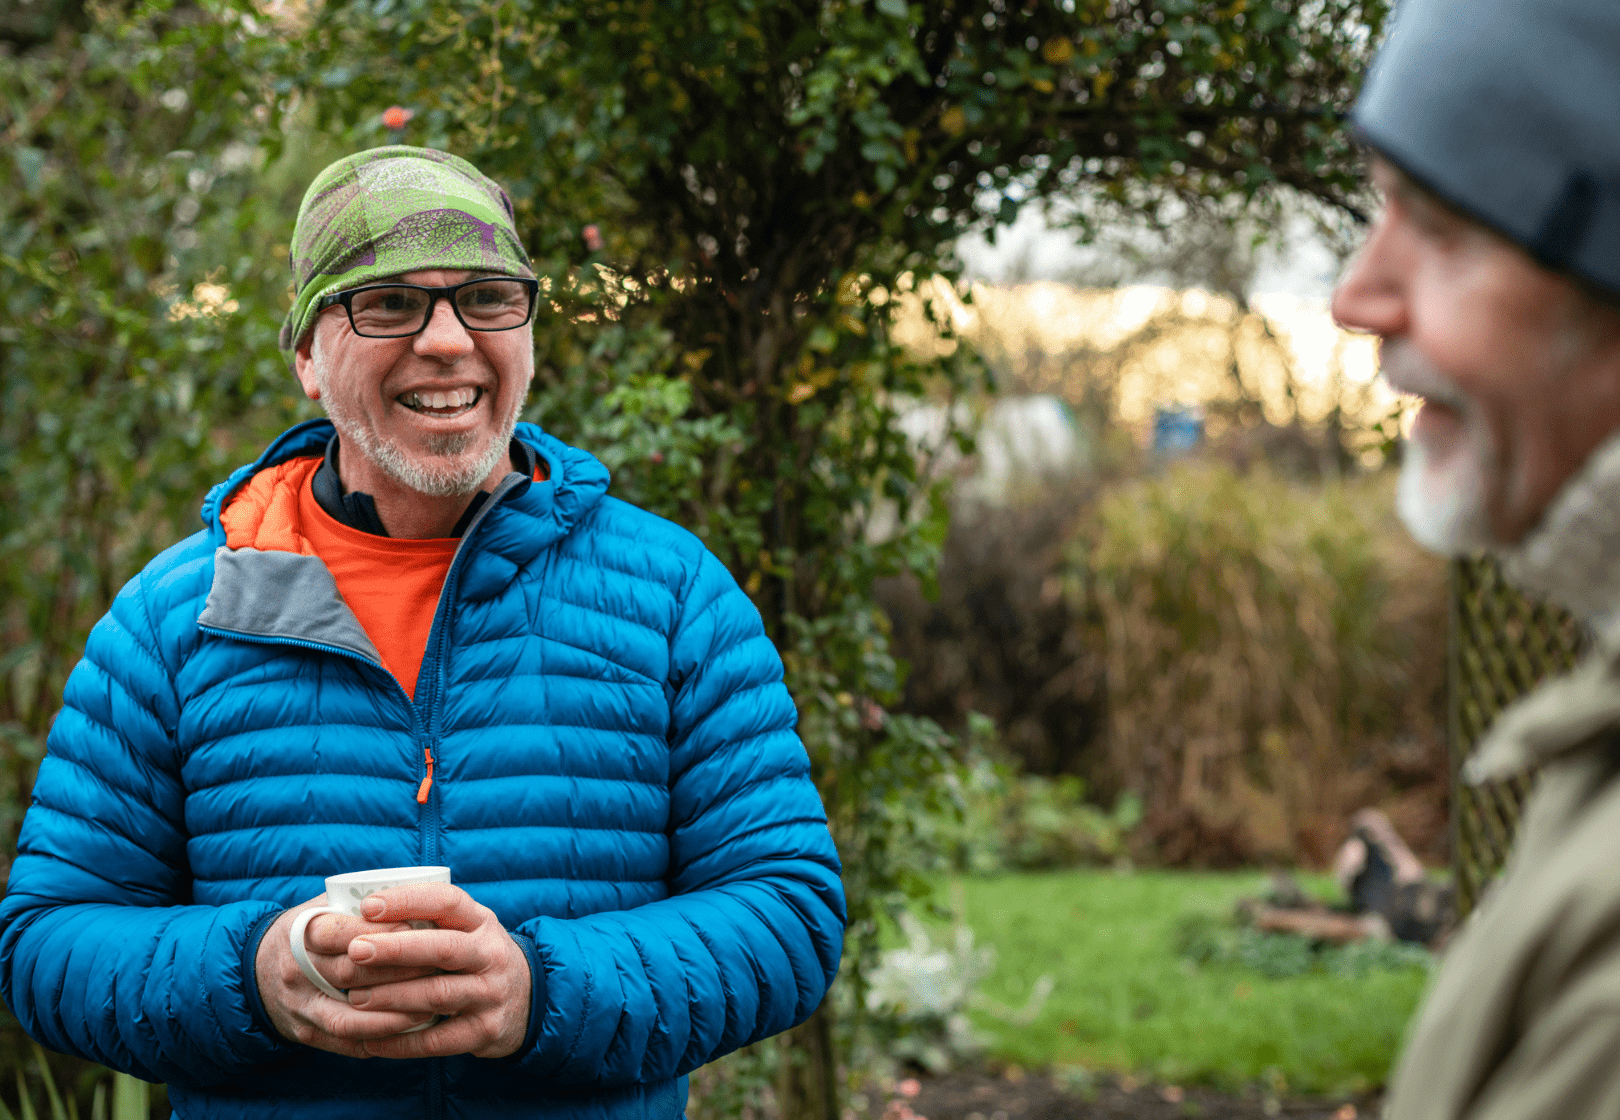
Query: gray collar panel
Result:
<box><xmin>198</xmin><ymin>546</ymin><xmax>384</xmax><ymax>664</ymax></box>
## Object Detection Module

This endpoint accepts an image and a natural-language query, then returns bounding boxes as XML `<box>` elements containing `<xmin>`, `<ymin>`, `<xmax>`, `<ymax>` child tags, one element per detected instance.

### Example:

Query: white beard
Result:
<box><xmin>1385</xmin><ymin>337</ymin><xmax>1620</xmax><ymax>625</ymax></box>
<box><xmin>1396</xmin><ymin>427</ymin><xmax>1495</xmax><ymax>556</ymax></box>
<box><xmin>311</xmin><ymin>341</ymin><xmax>520</xmax><ymax>498</ymax></box>
<box><xmin>1389</xmin><ymin>340</ymin><xmax>1496</xmax><ymax>556</ymax></box>
<box><xmin>1497</xmin><ymin>430</ymin><xmax>1620</xmax><ymax>627</ymax></box>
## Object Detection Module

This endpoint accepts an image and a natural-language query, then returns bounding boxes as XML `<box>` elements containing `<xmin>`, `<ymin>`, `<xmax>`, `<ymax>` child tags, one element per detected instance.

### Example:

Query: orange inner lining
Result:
<box><xmin>221</xmin><ymin>451</ymin><xmax>546</xmax><ymax>699</ymax></box>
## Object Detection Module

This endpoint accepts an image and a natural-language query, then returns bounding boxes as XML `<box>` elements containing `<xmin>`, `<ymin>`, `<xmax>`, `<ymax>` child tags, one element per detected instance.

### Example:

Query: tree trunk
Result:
<box><xmin>776</xmin><ymin>1001</ymin><xmax>838</xmax><ymax>1120</ymax></box>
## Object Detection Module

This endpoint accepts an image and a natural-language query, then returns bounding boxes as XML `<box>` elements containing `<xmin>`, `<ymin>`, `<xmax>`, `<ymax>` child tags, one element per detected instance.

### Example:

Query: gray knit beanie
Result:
<box><xmin>1352</xmin><ymin>0</ymin><xmax>1620</xmax><ymax>296</ymax></box>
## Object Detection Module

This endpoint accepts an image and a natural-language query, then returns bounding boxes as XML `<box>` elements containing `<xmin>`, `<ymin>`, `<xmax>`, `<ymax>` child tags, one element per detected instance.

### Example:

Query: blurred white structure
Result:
<box><xmin>895</xmin><ymin>393</ymin><xmax>1085</xmax><ymax>505</ymax></box>
<box><xmin>865</xmin><ymin>394</ymin><xmax>1082</xmax><ymax>543</ymax></box>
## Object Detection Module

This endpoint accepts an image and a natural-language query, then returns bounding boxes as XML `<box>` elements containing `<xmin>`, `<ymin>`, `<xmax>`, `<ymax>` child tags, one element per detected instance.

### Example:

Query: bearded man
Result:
<box><xmin>0</xmin><ymin>147</ymin><xmax>845</xmax><ymax>1119</ymax></box>
<box><xmin>1332</xmin><ymin>1</ymin><xmax>1620</xmax><ymax>1116</ymax></box>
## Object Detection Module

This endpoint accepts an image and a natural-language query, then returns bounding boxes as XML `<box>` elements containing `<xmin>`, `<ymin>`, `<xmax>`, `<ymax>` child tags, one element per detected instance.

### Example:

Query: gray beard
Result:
<box><xmin>1395</xmin><ymin>429</ymin><xmax>1495</xmax><ymax>556</ymax></box>
<box><xmin>339</xmin><ymin>422</ymin><xmax>510</xmax><ymax>498</ymax></box>
<box><xmin>311</xmin><ymin>347</ymin><xmax>521</xmax><ymax>499</ymax></box>
<box><xmin>1497</xmin><ymin>430</ymin><xmax>1620</xmax><ymax>627</ymax></box>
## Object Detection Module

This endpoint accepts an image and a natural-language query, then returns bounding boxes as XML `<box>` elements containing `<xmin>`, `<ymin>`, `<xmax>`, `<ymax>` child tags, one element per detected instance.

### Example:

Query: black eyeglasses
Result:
<box><xmin>317</xmin><ymin>276</ymin><xmax>541</xmax><ymax>338</ymax></box>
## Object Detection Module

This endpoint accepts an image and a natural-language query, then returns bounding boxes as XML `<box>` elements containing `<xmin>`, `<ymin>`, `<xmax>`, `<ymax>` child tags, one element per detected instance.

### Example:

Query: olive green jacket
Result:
<box><xmin>1385</xmin><ymin>619</ymin><xmax>1620</xmax><ymax>1120</ymax></box>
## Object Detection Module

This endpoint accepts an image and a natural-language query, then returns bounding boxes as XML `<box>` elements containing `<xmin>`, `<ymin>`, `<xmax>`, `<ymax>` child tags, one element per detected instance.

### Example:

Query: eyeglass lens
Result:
<box><xmin>348</xmin><ymin>280</ymin><xmax>533</xmax><ymax>337</ymax></box>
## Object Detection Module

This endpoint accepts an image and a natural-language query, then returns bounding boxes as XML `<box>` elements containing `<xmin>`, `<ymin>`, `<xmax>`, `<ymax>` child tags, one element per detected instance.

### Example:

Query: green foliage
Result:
<box><xmin>0</xmin><ymin>0</ymin><xmax>318</xmax><ymax>834</ymax></box>
<box><xmin>0</xmin><ymin>1042</ymin><xmax>148</xmax><ymax>1120</ymax></box>
<box><xmin>1174</xmin><ymin>912</ymin><xmax>1433</xmax><ymax>979</ymax></box>
<box><xmin>912</xmin><ymin>717</ymin><xmax>1144</xmax><ymax>874</ymax></box>
<box><xmin>996</xmin><ymin>775</ymin><xmax>1142</xmax><ymax>871</ymax></box>
<box><xmin>685</xmin><ymin>1041</ymin><xmax>780</xmax><ymax>1120</ymax></box>
<box><xmin>932</xmin><ymin>871</ymin><xmax>1426</xmax><ymax>1095</ymax></box>
<box><xmin>863</xmin><ymin>910</ymin><xmax>997</xmax><ymax>1074</ymax></box>
<box><xmin>862</xmin><ymin>898</ymin><xmax>1058</xmax><ymax>1076</ymax></box>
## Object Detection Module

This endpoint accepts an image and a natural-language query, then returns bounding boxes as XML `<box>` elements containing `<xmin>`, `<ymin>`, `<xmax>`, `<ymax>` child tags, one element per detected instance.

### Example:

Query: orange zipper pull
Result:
<box><xmin>416</xmin><ymin>747</ymin><xmax>434</xmax><ymax>804</ymax></box>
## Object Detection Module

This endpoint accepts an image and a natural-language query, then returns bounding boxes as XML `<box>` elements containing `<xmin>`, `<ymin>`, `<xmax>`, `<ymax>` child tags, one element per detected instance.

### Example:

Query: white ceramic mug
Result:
<box><xmin>288</xmin><ymin>865</ymin><xmax>451</xmax><ymax>1028</ymax></box>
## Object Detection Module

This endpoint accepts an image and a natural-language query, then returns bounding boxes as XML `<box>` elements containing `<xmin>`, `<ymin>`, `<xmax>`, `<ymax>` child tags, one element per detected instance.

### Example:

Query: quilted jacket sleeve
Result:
<box><xmin>512</xmin><ymin>549</ymin><xmax>846</xmax><ymax>1085</ymax></box>
<box><xmin>0</xmin><ymin>570</ymin><xmax>292</xmax><ymax>1085</ymax></box>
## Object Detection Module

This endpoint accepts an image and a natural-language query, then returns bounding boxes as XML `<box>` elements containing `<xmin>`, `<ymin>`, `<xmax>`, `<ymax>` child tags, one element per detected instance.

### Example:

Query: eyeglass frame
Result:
<box><xmin>315</xmin><ymin>275</ymin><xmax>542</xmax><ymax>338</ymax></box>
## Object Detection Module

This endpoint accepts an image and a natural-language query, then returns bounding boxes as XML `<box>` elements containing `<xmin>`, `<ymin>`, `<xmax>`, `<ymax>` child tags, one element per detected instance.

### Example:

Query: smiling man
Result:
<box><xmin>1332</xmin><ymin>2</ymin><xmax>1620</xmax><ymax>1117</ymax></box>
<box><xmin>0</xmin><ymin>147</ymin><xmax>845</xmax><ymax>1119</ymax></box>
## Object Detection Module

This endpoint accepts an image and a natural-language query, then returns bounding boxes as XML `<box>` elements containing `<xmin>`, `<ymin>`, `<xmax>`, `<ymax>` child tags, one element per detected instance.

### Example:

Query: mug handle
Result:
<box><xmin>286</xmin><ymin>904</ymin><xmax>437</xmax><ymax>1034</ymax></box>
<box><xmin>288</xmin><ymin>906</ymin><xmax>351</xmax><ymax>1001</ymax></box>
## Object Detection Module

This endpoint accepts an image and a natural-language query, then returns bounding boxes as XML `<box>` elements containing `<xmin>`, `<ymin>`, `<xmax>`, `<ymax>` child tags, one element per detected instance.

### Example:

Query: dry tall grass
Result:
<box><xmin>1080</xmin><ymin>462</ymin><xmax>1448</xmax><ymax>865</ymax></box>
<box><xmin>883</xmin><ymin>279</ymin><xmax>1444</xmax><ymax>867</ymax></box>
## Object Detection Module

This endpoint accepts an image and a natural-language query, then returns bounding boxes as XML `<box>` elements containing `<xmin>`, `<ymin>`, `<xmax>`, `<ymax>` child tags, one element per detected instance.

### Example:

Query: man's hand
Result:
<box><xmin>343</xmin><ymin>883</ymin><xmax>533</xmax><ymax>1060</ymax></box>
<box><xmin>256</xmin><ymin>895</ymin><xmax>441</xmax><ymax>1057</ymax></box>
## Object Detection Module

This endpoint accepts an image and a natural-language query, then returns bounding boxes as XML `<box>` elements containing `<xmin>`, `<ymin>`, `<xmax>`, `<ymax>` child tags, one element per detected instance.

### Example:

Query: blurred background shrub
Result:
<box><xmin>882</xmin><ymin>451</ymin><xmax>1447</xmax><ymax>870</ymax></box>
<box><xmin>904</xmin><ymin>716</ymin><xmax>1144</xmax><ymax>875</ymax></box>
<box><xmin>1084</xmin><ymin>462</ymin><xmax>1446</xmax><ymax>866</ymax></box>
<box><xmin>879</xmin><ymin>260</ymin><xmax>1448</xmax><ymax>873</ymax></box>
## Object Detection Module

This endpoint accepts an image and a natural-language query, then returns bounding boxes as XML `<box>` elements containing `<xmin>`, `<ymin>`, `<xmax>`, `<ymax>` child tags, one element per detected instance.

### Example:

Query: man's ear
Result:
<box><xmin>293</xmin><ymin>331</ymin><xmax>321</xmax><ymax>400</ymax></box>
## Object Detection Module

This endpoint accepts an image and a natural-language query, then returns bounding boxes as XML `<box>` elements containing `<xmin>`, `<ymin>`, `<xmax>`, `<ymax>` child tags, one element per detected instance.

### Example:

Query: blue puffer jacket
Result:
<box><xmin>0</xmin><ymin>420</ymin><xmax>845</xmax><ymax>1120</ymax></box>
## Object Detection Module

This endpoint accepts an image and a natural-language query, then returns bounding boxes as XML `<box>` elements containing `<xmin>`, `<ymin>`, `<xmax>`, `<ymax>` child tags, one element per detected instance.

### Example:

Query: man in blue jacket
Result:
<box><xmin>0</xmin><ymin>146</ymin><xmax>846</xmax><ymax>1119</ymax></box>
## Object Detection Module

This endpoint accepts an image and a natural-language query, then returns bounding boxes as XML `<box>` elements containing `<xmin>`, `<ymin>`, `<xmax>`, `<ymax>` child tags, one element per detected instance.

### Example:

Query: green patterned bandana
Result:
<box><xmin>279</xmin><ymin>146</ymin><xmax>533</xmax><ymax>352</ymax></box>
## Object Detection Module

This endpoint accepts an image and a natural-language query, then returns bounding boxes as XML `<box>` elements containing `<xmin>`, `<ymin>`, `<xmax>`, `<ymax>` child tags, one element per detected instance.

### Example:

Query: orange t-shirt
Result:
<box><xmin>220</xmin><ymin>450</ymin><xmax>549</xmax><ymax>701</ymax></box>
<box><xmin>298</xmin><ymin>478</ymin><xmax>457</xmax><ymax>700</ymax></box>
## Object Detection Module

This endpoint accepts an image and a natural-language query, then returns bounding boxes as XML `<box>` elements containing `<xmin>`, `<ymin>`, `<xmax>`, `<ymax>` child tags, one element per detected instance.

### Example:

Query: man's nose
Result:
<box><xmin>414</xmin><ymin>297</ymin><xmax>476</xmax><ymax>361</ymax></box>
<box><xmin>1331</xmin><ymin>224</ymin><xmax>1406</xmax><ymax>338</ymax></box>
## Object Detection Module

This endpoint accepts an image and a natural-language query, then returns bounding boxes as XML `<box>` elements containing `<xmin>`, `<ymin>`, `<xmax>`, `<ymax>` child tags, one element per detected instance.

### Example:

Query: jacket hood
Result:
<box><xmin>200</xmin><ymin>419</ymin><xmax>612</xmax><ymax>602</ymax></box>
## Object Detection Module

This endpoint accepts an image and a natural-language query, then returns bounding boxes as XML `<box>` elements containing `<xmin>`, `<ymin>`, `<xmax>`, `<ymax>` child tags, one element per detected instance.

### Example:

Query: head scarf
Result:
<box><xmin>279</xmin><ymin>146</ymin><xmax>533</xmax><ymax>351</ymax></box>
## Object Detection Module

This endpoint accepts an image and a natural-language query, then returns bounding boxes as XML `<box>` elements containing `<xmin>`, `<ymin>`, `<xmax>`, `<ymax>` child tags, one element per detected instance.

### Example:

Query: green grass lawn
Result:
<box><xmin>914</xmin><ymin>870</ymin><xmax>1429</xmax><ymax>1096</ymax></box>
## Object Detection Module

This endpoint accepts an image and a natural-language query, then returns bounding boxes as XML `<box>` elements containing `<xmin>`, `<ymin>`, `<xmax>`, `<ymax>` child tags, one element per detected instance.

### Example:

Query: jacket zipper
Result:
<box><xmin>415</xmin><ymin>559</ymin><xmax>460</xmax><ymax>867</ymax></box>
<box><xmin>415</xmin><ymin>747</ymin><xmax>434</xmax><ymax>804</ymax></box>
<box><xmin>410</xmin><ymin>470</ymin><xmax>531</xmax><ymax>867</ymax></box>
<box><xmin>206</xmin><ymin>466</ymin><xmax>526</xmax><ymax>860</ymax></box>
<box><xmin>405</xmin><ymin>472</ymin><xmax>527</xmax><ymax>1120</ymax></box>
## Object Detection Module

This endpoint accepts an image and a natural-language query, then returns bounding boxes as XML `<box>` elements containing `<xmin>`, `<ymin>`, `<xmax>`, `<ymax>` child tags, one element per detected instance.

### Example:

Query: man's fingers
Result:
<box><xmin>359</xmin><ymin>882</ymin><xmax>484</xmax><ymax>929</ymax></box>
<box><xmin>348</xmin><ymin>969</ymin><xmax>499</xmax><ymax>1015</ymax></box>
<box><xmin>258</xmin><ymin>899</ymin><xmax>463</xmax><ymax>1060</ymax></box>
<box><xmin>299</xmin><ymin>990</ymin><xmax>435</xmax><ymax>1042</ymax></box>
<box><xmin>303</xmin><ymin>912</ymin><xmax>416</xmax><ymax>954</ymax></box>
<box><xmin>360</xmin><ymin>1013</ymin><xmax>497</xmax><ymax>1060</ymax></box>
<box><xmin>296</xmin><ymin>953</ymin><xmax>439</xmax><ymax>992</ymax></box>
<box><xmin>346</xmin><ymin>963</ymin><xmax>440</xmax><ymax>988</ymax></box>
<box><xmin>282</xmin><ymin>900</ymin><xmax>529</xmax><ymax>1061</ymax></box>
<box><xmin>348</xmin><ymin>928</ymin><xmax>496</xmax><ymax>972</ymax></box>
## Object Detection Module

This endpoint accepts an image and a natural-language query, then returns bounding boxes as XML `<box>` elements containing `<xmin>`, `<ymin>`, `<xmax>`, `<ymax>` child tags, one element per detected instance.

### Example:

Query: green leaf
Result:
<box><xmin>109</xmin><ymin>1074</ymin><xmax>147</xmax><ymax>1120</ymax></box>
<box><xmin>12</xmin><ymin>148</ymin><xmax>45</xmax><ymax>194</ymax></box>
<box><xmin>32</xmin><ymin>1044</ymin><xmax>65</xmax><ymax>1120</ymax></box>
<box><xmin>15</xmin><ymin>1070</ymin><xmax>35</xmax><ymax>1120</ymax></box>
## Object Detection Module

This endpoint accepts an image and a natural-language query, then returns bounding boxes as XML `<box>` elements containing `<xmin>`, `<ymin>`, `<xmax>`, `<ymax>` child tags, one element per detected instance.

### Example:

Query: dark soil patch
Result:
<box><xmin>894</xmin><ymin>1070</ymin><xmax>1377</xmax><ymax>1120</ymax></box>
